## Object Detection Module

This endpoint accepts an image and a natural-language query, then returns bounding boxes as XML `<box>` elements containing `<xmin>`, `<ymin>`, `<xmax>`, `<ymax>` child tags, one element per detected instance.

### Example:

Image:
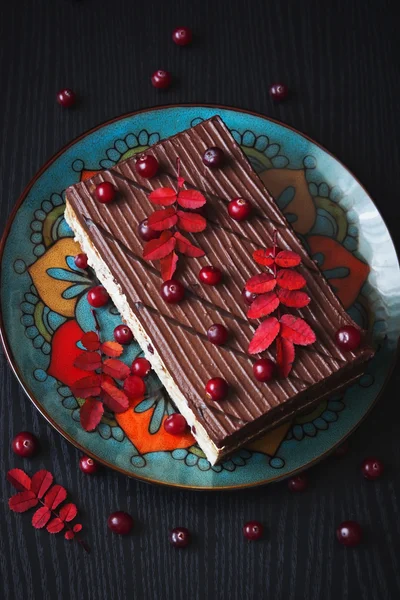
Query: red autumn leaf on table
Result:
<box><xmin>123</xmin><ymin>374</ymin><xmax>146</xmax><ymax>400</ymax></box>
<box><xmin>73</xmin><ymin>351</ymin><xmax>102</xmax><ymax>371</ymax></box>
<box><xmin>70</xmin><ymin>374</ymin><xmax>102</xmax><ymax>398</ymax></box>
<box><xmin>275</xmin><ymin>250</ymin><xmax>301</xmax><ymax>268</ymax></box>
<box><xmin>59</xmin><ymin>503</ymin><xmax>78</xmax><ymax>523</ymax></box>
<box><xmin>160</xmin><ymin>251</ymin><xmax>178</xmax><ymax>281</ymax></box>
<box><xmin>143</xmin><ymin>231</ymin><xmax>176</xmax><ymax>261</ymax></box>
<box><xmin>247</xmin><ymin>291</ymin><xmax>280</xmax><ymax>319</ymax></box>
<box><xmin>147</xmin><ymin>207</ymin><xmax>178</xmax><ymax>231</ymax></box>
<box><xmin>80</xmin><ymin>397</ymin><xmax>104</xmax><ymax>431</ymax></box>
<box><xmin>277</xmin><ymin>288</ymin><xmax>311</xmax><ymax>308</ymax></box>
<box><xmin>252</xmin><ymin>247</ymin><xmax>275</xmax><ymax>267</ymax></box>
<box><xmin>47</xmin><ymin>518</ymin><xmax>65</xmax><ymax>534</ymax></box>
<box><xmin>174</xmin><ymin>232</ymin><xmax>205</xmax><ymax>257</ymax></box>
<box><xmin>276</xmin><ymin>336</ymin><xmax>295</xmax><ymax>377</ymax></box>
<box><xmin>176</xmin><ymin>210</ymin><xmax>207</xmax><ymax>232</ymax></box>
<box><xmin>102</xmin><ymin>358</ymin><xmax>131</xmax><ymax>380</ymax></box>
<box><xmin>9</xmin><ymin>491</ymin><xmax>38</xmax><ymax>513</ymax></box>
<box><xmin>32</xmin><ymin>507</ymin><xmax>51</xmax><ymax>529</ymax></box>
<box><xmin>177</xmin><ymin>176</ymin><xmax>185</xmax><ymax>188</ymax></box>
<box><xmin>100</xmin><ymin>341</ymin><xmax>124</xmax><ymax>358</ymax></box>
<box><xmin>73</xmin><ymin>523</ymin><xmax>83</xmax><ymax>533</ymax></box>
<box><xmin>279</xmin><ymin>314</ymin><xmax>316</xmax><ymax>345</ymax></box>
<box><xmin>81</xmin><ymin>331</ymin><xmax>100</xmax><ymax>351</ymax></box>
<box><xmin>7</xmin><ymin>468</ymin><xmax>31</xmax><ymax>491</ymax></box>
<box><xmin>245</xmin><ymin>273</ymin><xmax>277</xmax><ymax>294</ymax></box>
<box><xmin>276</xmin><ymin>269</ymin><xmax>306</xmax><ymax>290</ymax></box>
<box><xmin>44</xmin><ymin>485</ymin><xmax>67</xmax><ymax>510</ymax></box>
<box><xmin>101</xmin><ymin>380</ymin><xmax>129</xmax><ymax>413</ymax></box>
<box><xmin>148</xmin><ymin>187</ymin><xmax>177</xmax><ymax>206</ymax></box>
<box><xmin>177</xmin><ymin>189</ymin><xmax>206</xmax><ymax>209</ymax></box>
<box><xmin>65</xmin><ymin>530</ymin><xmax>75</xmax><ymax>540</ymax></box>
<box><xmin>248</xmin><ymin>317</ymin><xmax>281</xmax><ymax>354</ymax></box>
<box><xmin>31</xmin><ymin>470</ymin><xmax>53</xmax><ymax>498</ymax></box>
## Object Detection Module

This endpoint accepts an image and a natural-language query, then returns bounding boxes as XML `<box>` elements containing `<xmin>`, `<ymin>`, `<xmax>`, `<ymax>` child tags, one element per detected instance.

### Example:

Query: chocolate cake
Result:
<box><xmin>65</xmin><ymin>116</ymin><xmax>374</xmax><ymax>464</ymax></box>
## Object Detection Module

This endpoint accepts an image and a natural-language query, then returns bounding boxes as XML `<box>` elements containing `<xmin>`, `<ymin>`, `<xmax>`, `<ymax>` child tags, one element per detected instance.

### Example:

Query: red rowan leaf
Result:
<box><xmin>81</xmin><ymin>331</ymin><xmax>100</xmax><ymax>351</ymax></box>
<box><xmin>100</xmin><ymin>341</ymin><xmax>124</xmax><ymax>357</ymax></box>
<box><xmin>277</xmin><ymin>288</ymin><xmax>311</xmax><ymax>308</ymax></box>
<box><xmin>275</xmin><ymin>250</ymin><xmax>301</xmax><ymax>268</ymax></box>
<box><xmin>101</xmin><ymin>380</ymin><xmax>129</xmax><ymax>413</ymax></box>
<box><xmin>147</xmin><ymin>207</ymin><xmax>178</xmax><ymax>231</ymax></box>
<box><xmin>65</xmin><ymin>530</ymin><xmax>75</xmax><ymax>540</ymax></box>
<box><xmin>276</xmin><ymin>336</ymin><xmax>295</xmax><ymax>378</ymax></box>
<box><xmin>9</xmin><ymin>491</ymin><xmax>38</xmax><ymax>513</ymax></box>
<box><xmin>73</xmin><ymin>523</ymin><xmax>83</xmax><ymax>533</ymax></box>
<box><xmin>174</xmin><ymin>232</ymin><xmax>205</xmax><ymax>257</ymax></box>
<box><xmin>148</xmin><ymin>187</ymin><xmax>177</xmax><ymax>206</ymax></box>
<box><xmin>177</xmin><ymin>176</ymin><xmax>185</xmax><ymax>188</ymax></box>
<box><xmin>102</xmin><ymin>358</ymin><xmax>131</xmax><ymax>380</ymax></box>
<box><xmin>276</xmin><ymin>269</ymin><xmax>306</xmax><ymax>290</ymax></box>
<box><xmin>245</xmin><ymin>273</ymin><xmax>277</xmax><ymax>294</ymax></box>
<box><xmin>80</xmin><ymin>398</ymin><xmax>104</xmax><ymax>431</ymax></box>
<box><xmin>176</xmin><ymin>210</ymin><xmax>207</xmax><ymax>232</ymax></box>
<box><xmin>46</xmin><ymin>518</ymin><xmax>65</xmax><ymax>534</ymax></box>
<box><xmin>32</xmin><ymin>507</ymin><xmax>51</xmax><ymax>529</ymax></box>
<box><xmin>70</xmin><ymin>374</ymin><xmax>102</xmax><ymax>398</ymax></box>
<box><xmin>279</xmin><ymin>314</ymin><xmax>316</xmax><ymax>345</ymax></box>
<box><xmin>73</xmin><ymin>351</ymin><xmax>102</xmax><ymax>371</ymax></box>
<box><xmin>247</xmin><ymin>291</ymin><xmax>280</xmax><ymax>319</ymax></box>
<box><xmin>7</xmin><ymin>469</ymin><xmax>31</xmax><ymax>491</ymax></box>
<box><xmin>59</xmin><ymin>503</ymin><xmax>78</xmax><ymax>523</ymax></box>
<box><xmin>252</xmin><ymin>247</ymin><xmax>275</xmax><ymax>267</ymax></box>
<box><xmin>123</xmin><ymin>375</ymin><xmax>146</xmax><ymax>400</ymax></box>
<box><xmin>143</xmin><ymin>231</ymin><xmax>176</xmax><ymax>261</ymax></box>
<box><xmin>160</xmin><ymin>251</ymin><xmax>178</xmax><ymax>281</ymax></box>
<box><xmin>177</xmin><ymin>189</ymin><xmax>206</xmax><ymax>209</ymax></box>
<box><xmin>31</xmin><ymin>470</ymin><xmax>53</xmax><ymax>499</ymax></box>
<box><xmin>248</xmin><ymin>317</ymin><xmax>281</xmax><ymax>354</ymax></box>
<box><xmin>44</xmin><ymin>485</ymin><xmax>67</xmax><ymax>510</ymax></box>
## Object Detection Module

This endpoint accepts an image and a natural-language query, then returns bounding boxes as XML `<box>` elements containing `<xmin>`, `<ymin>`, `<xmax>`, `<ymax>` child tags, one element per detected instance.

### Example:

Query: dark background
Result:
<box><xmin>1</xmin><ymin>1</ymin><xmax>399</xmax><ymax>599</ymax></box>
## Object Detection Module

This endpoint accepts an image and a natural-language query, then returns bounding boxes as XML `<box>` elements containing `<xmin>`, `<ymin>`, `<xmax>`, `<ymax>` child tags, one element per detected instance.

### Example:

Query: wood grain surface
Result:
<box><xmin>1</xmin><ymin>1</ymin><xmax>399</xmax><ymax>599</ymax></box>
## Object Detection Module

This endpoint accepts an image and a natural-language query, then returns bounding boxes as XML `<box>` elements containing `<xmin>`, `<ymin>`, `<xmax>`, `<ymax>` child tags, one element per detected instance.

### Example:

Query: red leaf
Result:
<box><xmin>160</xmin><ymin>251</ymin><xmax>178</xmax><ymax>281</ymax></box>
<box><xmin>143</xmin><ymin>231</ymin><xmax>176</xmax><ymax>261</ymax></box>
<box><xmin>81</xmin><ymin>331</ymin><xmax>100</xmax><ymax>351</ymax></box>
<box><xmin>276</xmin><ymin>269</ymin><xmax>306</xmax><ymax>290</ymax></box>
<box><xmin>123</xmin><ymin>375</ymin><xmax>146</xmax><ymax>400</ymax></box>
<box><xmin>100</xmin><ymin>341</ymin><xmax>124</xmax><ymax>357</ymax></box>
<box><xmin>65</xmin><ymin>530</ymin><xmax>75</xmax><ymax>540</ymax></box>
<box><xmin>245</xmin><ymin>273</ymin><xmax>277</xmax><ymax>294</ymax></box>
<box><xmin>101</xmin><ymin>380</ymin><xmax>129</xmax><ymax>413</ymax></box>
<box><xmin>47</xmin><ymin>518</ymin><xmax>65</xmax><ymax>534</ymax></box>
<box><xmin>277</xmin><ymin>288</ymin><xmax>311</xmax><ymax>308</ymax></box>
<box><xmin>176</xmin><ymin>210</ymin><xmax>207</xmax><ymax>232</ymax></box>
<box><xmin>174</xmin><ymin>232</ymin><xmax>205</xmax><ymax>257</ymax></box>
<box><xmin>177</xmin><ymin>177</ymin><xmax>185</xmax><ymax>188</ymax></box>
<box><xmin>102</xmin><ymin>358</ymin><xmax>131</xmax><ymax>380</ymax></box>
<box><xmin>148</xmin><ymin>187</ymin><xmax>177</xmax><ymax>206</ymax></box>
<box><xmin>73</xmin><ymin>351</ymin><xmax>102</xmax><ymax>371</ymax></box>
<box><xmin>80</xmin><ymin>398</ymin><xmax>104</xmax><ymax>431</ymax></box>
<box><xmin>276</xmin><ymin>337</ymin><xmax>295</xmax><ymax>377</ymax></box>
<box><xmin>275</xmin><ymin>250</ymin><xmax>301</xmax><ymax>268</ymax></box>
<box><xmin>32</xmin><ymin>507</ymin><xmax>51</xmax><ymax>529</ymax></box>
<box><xmin>70</xmin><ymin>374</ymin><xmax>101</xmax><ymax>398</ymax></box>
<box><xmin>9</xmin><ymin>491</ymin><xmax>38</xmax><ymax>513</ymax></box>
<box><xmin>247</xmin><ymin>291</ymin><xmax>280</xmax><ymax>319</ymax></box>
<box><xmin>31</xmin><ymin>470</ymin><xmax>53</xmax><ymax>498</ymax></box>
<box><xmin>279</xmin><ymin>314</ymin><xmax>316</xmax><ymax>346</ymax></box>
<box><xmin>147</xmin><ymin>207</ymin><xmax>178</xmax><ymax>231</ymax></box>
<box><xmin>59</xmin><ymin>503</ymin><xmax>78</xmax><ymax>522</ymax></box>
<box><xmin>248</xmin><ymin>317</ymin><xmax>281</xmax><ymax>354</ymax></box>
<box><xmin>252</xmin><ymin>247</ymin><xmax>275</xmax><ymax>267</ymax></box>
<box><xmin>7</xmin><ymin>468</ymin><xmax>31</xmax><ymax>491</ymax></box>
<box><xmin>73</xmin><ymin>523</ymin><xmax>83</xmax><ymax>533</ymax></box>
<box><xmin>177</xmin><ymin>189</ymin><xmax>206</xmax><ymax>209</ymax></box>
<box><xmin>44</xmin><ymin>485</ymin><xmax>67</xmax><ymax>510</ymax></box>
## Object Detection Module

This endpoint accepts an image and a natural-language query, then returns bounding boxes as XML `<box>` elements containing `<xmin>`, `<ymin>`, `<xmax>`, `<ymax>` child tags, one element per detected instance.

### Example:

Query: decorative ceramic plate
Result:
<box><xmin>1</xmin><ymin>105</ymin><xmax>399</xmax><ymax>490</ymax></box>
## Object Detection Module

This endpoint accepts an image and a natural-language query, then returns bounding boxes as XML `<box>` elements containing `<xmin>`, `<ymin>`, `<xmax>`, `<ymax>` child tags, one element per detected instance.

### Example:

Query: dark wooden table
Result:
<box><xmin>1</xmin><ymin>1</ymin><xmax>399</xmax><ymax>598</ymax></box>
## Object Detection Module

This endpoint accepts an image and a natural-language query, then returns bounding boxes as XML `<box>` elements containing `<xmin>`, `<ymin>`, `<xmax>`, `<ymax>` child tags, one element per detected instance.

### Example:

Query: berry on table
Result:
<box><xmin>114</xmin><ymin>325</ymin><xmax>134</xmax><ymax>345</ymax></box>
<box><xmin>228</xmin><ymin>198</ymin><xmax>252</xmax><ymax>221</ymax></box>
<box><xmin>335</xmin><ymin>326</ymin><xmax>361</xmax><ymax>351</ymax></box>
<box><xmin>56</xmin><ymin>88</ymin><xmax>76</xmax><ymax>108</ymax></box>
<box><xmin>269</xmin><ymin>83</ymin><xmax>289</xmax><ymax>101</ymax></box>
<box><xmin>74</xmin><ymin>253</ymin><xmax>88</xmax><ymax>269</ymax></box>
<box><xmin>151</xmin><ymin>70</ymin><xmax>172</xmax><ymax>89</ymax></box>
<box><xmin>253</xmin><ymin>358</ymin><xmax>275</xmax><ymax>382</ymax></box>
<box><xmin>336</xmin><ymin>521</ymin><xmax>363</xmax><ymax>547</ymax></box>
<box><xmin>169</xmin><ymin>527</ymin><xmax>191</xmax><ymax>548</ymax></box>
<box><xmin>207</xmin><ymin>324</ymin><xmax>228</xmax><ymax>345</ymax></box>
<box><xmin>243</xmin><ymin>521</ymin><xmax>263</xmax><ymax>541</ymax></box>
<box><xmin>138</xmin><ymin>218</ymin><xmax>161</xmax><ymax>242</ymax></box>
<box><xmin>95</xmin><ymin>182</ymin><xmax>116</xmax><ymax>204</ymax></box>
<box><xmin>12</xmin><ymin>432</ymin><xmax>39</xmax><ymax>458</ymax></box>
<box><xmin>242</xmin><ymin>288</ymin><xmax>257</xmax><ymax>305</ymax></box>
<box><xmin>198</xmin><ymin>266</ymin><xmax>222</xmax><ymax>286</ymax></box>
<box><xmin>172</xmin><ymin>27</ymin><xmax>192</xmax><ymax>46</ymax></box>
<box><xmin>135</xmin><ymin>155</ymin><xmax>159</xmax><ymax>179</ymax></box>
<box><xmin>361</xmin><ymin>457</ymin><xmax>384</xmax><ymax>480</ymax></box>
<box><xmin>288</xmin><ymin>473</ymin><xmax>308</xmax><ymax>492</ymax></box>
<box><xmin>131</xmin><ymin>357</ymin><xmax>152</xmax><ymax>377</ymax></box>
<box><xmin>79</xmin><ymin>455</ymin><xmax>99</xmax><ymax>475</ymax></box>
<box><xmin>160</xmin><ymin>279</ymin><xmax>185</xmax><ymax>303</ymax></box>
<box><xmin>164</xmin><ymin>414</ymin><xmax>188</xmax><ymax>435</ymax></box>
<box><xmin>205</xmin><ymin>377</ymin><xmax>229</xmax><ymax>401</ymax></box>
<box><xmin>202</xmin><ymin>147</ymin><xmax>224</xmax><ymax>168</ymax></box>
<box><xmin>87</xmin><ymin>285</ymin><xmax>109</xmax><ymax>308</ymax></box>
<box><xmin>107</xmin><ymin>511</ymin><xmax>134</xmax><ymax>535</ymax></box>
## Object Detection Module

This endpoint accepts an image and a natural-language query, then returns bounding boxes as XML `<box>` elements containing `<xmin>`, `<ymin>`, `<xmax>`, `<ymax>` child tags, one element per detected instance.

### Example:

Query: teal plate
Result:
<box><xmin>1</xmin><ymin>105</ymin><xmax>399</xmax><ymax>490</ymax></box>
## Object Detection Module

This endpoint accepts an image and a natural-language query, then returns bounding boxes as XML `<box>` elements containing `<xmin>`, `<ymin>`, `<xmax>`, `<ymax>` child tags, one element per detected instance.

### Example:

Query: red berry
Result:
<box><xmin>228</xmin><ymin>198</ymin><xmax>252</xmax><ymax>221</ymax></box>
<box><xmin>242</xmin><ymin>288</ymin><xmax>257</xmax><ymax>305</ymax></box>
<box><xmin>131</xmin><ymin>357</ymin><xmax>152</xmax><ymax>377</ymax></box>
<box><xmin>207</xmin><ymin>324</ymin><xmax>228</xmax><ymax>346</ymax></box>
<box><xmin>79</xmin><ymin>455</ymin><xmax>99</xmax><ymax>474</ymax></box>
<box><xmin>334</xmin><ymin>440</ymin><xmax>350</xmax><ymax>458</ymax></box>
<box><xmin>114</xmin><ymin>324</ymin><xmax>134</xmax><ymax>345</ymax></box>
<box><xmin>169</xmin><ymin>527</ymin><xmax>191</xmax><ymax>548</ymax></box>
<box><xmin>243</xmin><ymin>521</ymin><xmax>264</xmax><ymax>541</ymax></box>
<box><xmin>205</xmin><ymin>377</ymin><xmax>229</xmax><ymax>401</ymax></box>
<box><xmin>335</xmin><ymin>326</ymin><xmax>361</xmax><ymax>351</ymax></box>
<box><xmin>87</xmin><ymin>285</ymin><xmax>109</xmax><ymax>308</ymax></box>
<box><xmin>269</xmin><ymin>83</ymin><xmax>289</xmax><ymax>101</ymax></box>
<box><xmin>288</xmin><ymin>473</ymin><xmax>308</xmax><ymax>492</ymax></box>
<box><xmin>12</xmin><ymin>432</ymin><xmax>39</xmax><ymax>458</ymax></box>
<box><xmin>160</xmin><ymin>279</ymin><xmax>185</xmax><ymax>303</ymax></box>
<box><xmin>107</xmin><ymin>511</ymin><xmax>134</xmax><ymax>535</ymax></box>
<box><xmin>172</xmin><ymin>27</ymin><xmax>192</xmax><ymax>46</ymax></box>
<box><xmin>74</xmin><ymin>253</ymin><xmax>88</xmax><ymax>269</ymax></box>
<box><xmin>202</xmin><ymin>147</ymin><xmax>224</xmax><ymax>168</ymax></box>
<box><xmin>135</xmin><ymin>155</ymin><xmax>159</xmax><ymax>178</ymax></box>
<box><xmin>164</xmin><ymin>414</ymin><xmax>188</xmax><ymax>435</ymax></box>
<box><xmin>336</xmin><ymin>521</ymin><xmax>363</xmax><ymax>547</ymax></box>
<box><xmin>198</xmin><ymin>266</ymin><xmax>222</xmax><ymax>286</ymax></box>
<box><xmin>361</xmin><ymin>457</ymin><xmax>384</xmax><ymax>480</ymax></box>
<box><xmin>95</xmin><ymin>181</ymin><xmax>116</xmax><ymax>204</ymax></box>
<box><xmin>138</xmin><ymin>218</ymin><xmax>161</xmax><ymax>242</ymax></box>
<box><xmin>151</xmin><ymin>70</ymin><xmax>172</xmax><ymax>89</ymax></box>
<box><xmin>253</xmin><ymin>358</ymin><xmax>275</xmax><ymax>382</ymax></box>
<box><xmin>56</xmin><ymin>88</ymin><xmax>76</xmax><ymax>108</ymax></box>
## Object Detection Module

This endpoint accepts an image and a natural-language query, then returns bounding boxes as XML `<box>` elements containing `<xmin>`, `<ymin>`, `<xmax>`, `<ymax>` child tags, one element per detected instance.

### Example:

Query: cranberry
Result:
<box><xmin>160</xmin><ymin>279</ymin><xmax>185</xmax><ymax>303</ymax></box>
<box><xmin>164</xmin><ymin>414</ymin><xmax>188</xmax><ymax>435</ymax></box>
<box><xmin>228</xmin><ymin>198</ymin><xmax>252</xmax><ymax>221</ymax></box>
<box><xmin>131</xmin><ymin>357</ymin><xmax>152</xmax><ymax>377</ymax></box>
<box><xmin>151</xmin><ymin>70</ymin><xmax>172</xmax><ymax>89</ymax></box>
<box><xmin>207</xmin><ymin>324</ymin><xmax>228</xmax><ymax>345</ymax></box>
<box><xmin>242</xmin><ymin>288</ymin><xmax>257</xmax><ymax>305</ymax></box>
<box><xmin>202</xmin><ymin>147</ymin><xmax>224</xmax><ymax>168</ymax></box>
<box><xmin>107</xmin><ymin>511</ymin><xmax>134</xmax><ymax>535</ymax></box>
<box><xmin>74</xmin><ymin>253</ymin><xmax>88</xmax><ymax>269</ymax></box>
<box><xmin>243</xmin><ymin>521</ymin><xmax>264</xmax><ymax>541</ymax></box>
<box><xmin>362</xmin><ymin>457</ymin><xmax>384</xmax><ymax>480</ymax></box>
<box><xmin>334</xmin><ymin>440</ymin><xmax>350</xmax><ymax>458</ymax></box>
<box><xmin>288</xmin><ymin>473</ymin><xmax>308</xmax><ymax>492</ymax></box>
<box><xmin>12</xmin><ymin>432</ymin><xmax>39</xmax><ymax>458</ymax></box>
<box><xmin>87</xmin><ymin>285</ymin><xmax>109</xmax><ymax>308</ymax></box>
<box><xmin>253</xmin><ymin>358</ymin><xmax>275</xmax><ymax>382</ymax></box>
<box><xmin>56</xmin><ymin>88</ymin><xmax>76</xmax><ymax>108</ymax></box>
<box><xmin>205</xmin><ymin>377</ymin><xmax>229</xmax><ymax>401</ymax></box>
<box><xmin>95</xmin><ymin>181</ymin><xmax>116</xmax><ymax>204</ymax></box>
<box><xmin>269</xmin><ymin>83</ymin><xmax>289</xmax><ymax>102</ymax></box>
<box><xmin>169</xmin><ymin>527</ymin><xmax>191</xmax><ymax>548</ymax></box>
<box><xmin>198</xmin><ymin>266</ymin><xmax>222</xmax><ymax>286</ymax></box>
<box><xmin>336</xmin><ymin>521</ymin><xmax>363</xmax><ymax>547</ymax></box>
<box><xmin>114</xmin><ymin>324</ymin><xmax>134</xmax><ymax>345</ymax></box>
<box><xmin>172</xmin><ymin>27</ymin><xmax>192</xmax><ymax>46</ymax></box>
<box><xmin>138</xmin><ymin>218</ymin><xmax>161</xmax><ymax>242</ymax></box>
<box><xmin>335</xmin><ymin>326</ymin><xmax>361</xmax><ymax>351</ymax></box>
<box><xmin>135</xmin><ymin>155</ymin><xmax>159</xmax><ymax>178</ymax></box>
<box><xmin>79</xmin><ymin>455</ymin><xmax>99</xmax><ymax>475</ymax></box>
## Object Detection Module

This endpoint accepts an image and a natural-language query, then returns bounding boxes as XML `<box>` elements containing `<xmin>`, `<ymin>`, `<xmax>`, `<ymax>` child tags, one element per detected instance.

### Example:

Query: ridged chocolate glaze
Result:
<box><xmin>66</xmin><ymin>116</ymin><xmax>374</xmax><ymax>449</ymax></box>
